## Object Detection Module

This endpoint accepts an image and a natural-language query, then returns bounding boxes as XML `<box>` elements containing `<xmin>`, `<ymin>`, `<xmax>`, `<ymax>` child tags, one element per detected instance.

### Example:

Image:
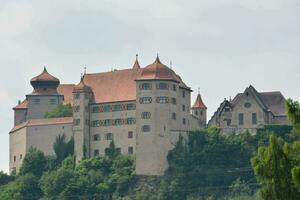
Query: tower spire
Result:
<box><xmin>132</xmin><ymin>54</ymin><xmax>141</xmax><ymax>69</ymax></box>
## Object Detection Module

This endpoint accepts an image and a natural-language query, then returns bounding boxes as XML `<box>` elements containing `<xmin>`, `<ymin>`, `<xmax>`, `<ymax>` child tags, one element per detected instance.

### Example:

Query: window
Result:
<box><xmin>142</xmin><ymin>125</ymin><xmax>150</xmax><ymax>132</ymax></box>
<box><xmin>182</xmin><ymin>118</ymin><xmax>186</xmax><ymax>125</ymax></box>
<box><xmin>103</xmin><ymin>119</ymin><xmax>112</xmax><ymax>126</ymax></box>
<box><xmin>49</xmin><ymin>99</ymin><xmax>56</xmax><ymax>105</ymax></box>
<box><xmin>226</xmin><ymin>119</ymin><xmax>231</xmax><ymax>126</ymax></box>
<box><xmin>156</xmin><ymin>83</ymin><xmax>169</xmax><ymax>90</ymax></box>
<box><xmin>156</xmin><ymin>96</ymin><xmax>169</xmax><ymax>104</ymax></box>
<box><xmin>33</xmin><ymin>98</ymin><xmax>40</xmax><ymax>104</ymax></box>
<box><xmin>128</xmin><ymin>131</ymin><xmax>133</xmax><ymax>138</ymax></box>
<box><xmin>172</xmin><ymin>112</ymin><xmax>176</xmax><ymax>120</ymax></box>
<box><xmin>94</xmin><ymin>149</ymin><xmax>99</xmax><ymax>156</ymax></box>
<box><xmin>105</xmin><ymin>133</ymin><xmax>113</xmax><ymax>140</ymax></box>
<box><xmin>141</xmin><ymin>112</ymin><xmax>151</xmax><ymax>119</ymax></box>
<box><xmin>103</xmin><ymin>105</ymin><xmax>111</xmax><ymax>112</ymax></box>
<box><xmin>126</xmin><ymin>118</ymin><xmax>136</xmax><ymax>125</ymax></box>
<box><xmin>195</xmin><ymin>110</ymin><xmax>198</xmax><ymax>115</ymax></box>
<box><xmin>182</xmin><ymin>105</ymin><xmax>186</xmax><ymax>111</ymax></box>
<box><xmin>13</xmin><ymin>156</ymin><xmax>16</xmax><ymax>162</ymax></box>
<box><xmin>93</xmin><ymin>134</ymin><xmax>100</xmax><ymax>141</ymax></box>
<box><xmin>126</xmin><ymin>103</ymin><xmax>136</xmax><ymax>110</ymax></box>
<box><xmin>224</xmin><ymin>107</ymin><xmax>230</xmax><ymax>112</ymax></box>
<box><xmin>252</xmin><ymin>113</ymin><xmax>257</xmax><ymax>125</ymax></box>
<box><xmin>20</xmin><ymin>154</ymin><xmax>22</xmax><ymax>159</ymax></box>
<box><xmin>139</xmin><ymin>97</ymin><xmax>152</xmax><ymax>104</ymax></box>
<box><xmin>74</xmin><ymin>93</ymin><xmax>80</xmax><ymax>99</ymax></box>
<box><xmin>92</xmin><ymin>106</ymin><xmax>100</xmax><ymax>113</ymax></box>
<box><xmin>173</xmin><ymin>84</ymin><xmax>177</xmax><ymax>91</ymax></box>
<box><xmin>128</xmin><ymin>146</ymin><xmax>134</xmax><ymax>154</ymax></box>
<box><xmin>244</xmin><ymin>102</ymin><xmax>251</xmax><ymax>108</ymax></box>
<box><xmin>171</xmin><ymin>98</ymin><xmax>177</xmax><ymax>104</ymax></box>
<box><xmin>73</xmin><ymin>119</ymin><xmax>80</xmax><ymax>126</ymax></box>
<box><xmin>200</xmin><ymin>110</ymin><xmax>203</xmax><ymax>116</ymax></box>
<box><xmin>73</xmin><ymin>106</ymin><xmax>80</xmax><ymax>112</ymax></box>
<box><xmin>114</xmin><ymin>119</ymin><xmax>123</xmax><ymax>126</ymax></box>
<box><xmin>91</xmin><ymin>120</ymin><xmax>100</xmax><ymax>127</ymax></box>
<box><xmin>113</xmin><ymin>104</ymin><xmax>122</xmax><ymax>111</ymax></box>
<box><xmin>182</xmin><ymin>91</ymin><xmax>185</xmax><ymax>98</ymax></box>
<box><xmin>239</xmin><ymin>113</ymin><xmax>244</xmax><ymax>125</ymax></box>
<box><xmin>139</xmin><ymin>83</ymin><xmax>152</xmax><ymax>90</ymax></box>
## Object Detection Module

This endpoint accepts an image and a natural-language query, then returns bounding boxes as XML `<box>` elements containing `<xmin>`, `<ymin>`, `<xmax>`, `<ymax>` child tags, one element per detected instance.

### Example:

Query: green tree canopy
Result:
<box><xmin>286</xmin><ymin>98</ymin><xmax>300</xmax><ymax>132</ymax></box>
<box><xmin>53</xmin><ymin>134</ymin><xmax>74</xmax><ymax>164</ymax></box>
<box><xmin>44</xmin><ymin>103</ymin><xmax>73</xmax><ymax>118</ymax></box>
<box><xmin>251</xmin><ymin>135</ymin><xmax>300</xmax><ymax>200</ymax></box>
<box><xmin>19</xmin><ymin>147</ymin><xmax>46</xmax><ymax>177</ymax></box>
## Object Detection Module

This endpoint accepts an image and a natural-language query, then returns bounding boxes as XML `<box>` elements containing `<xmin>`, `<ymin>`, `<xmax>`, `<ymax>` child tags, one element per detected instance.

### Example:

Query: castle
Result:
<box><xmin>9</xmin><ymin>56</ymin><xmax>290</xmax><ymax>175</ymax></box>
<box><xmin>9</xmin><ymin>56</ymin><xmax>207</xmax><ymax>175</ymax></box>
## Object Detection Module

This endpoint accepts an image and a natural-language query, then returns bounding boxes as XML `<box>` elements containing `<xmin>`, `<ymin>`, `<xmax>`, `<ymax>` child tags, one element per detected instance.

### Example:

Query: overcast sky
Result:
<box><xmin>0</xmin><ymin>0</ymin><xmax>300</xmax><ymax>173</ymax></box>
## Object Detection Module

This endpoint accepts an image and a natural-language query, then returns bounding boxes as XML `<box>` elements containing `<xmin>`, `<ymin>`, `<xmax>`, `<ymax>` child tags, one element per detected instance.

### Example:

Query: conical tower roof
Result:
<box><xmin>192</xmin><ymin>93</ymin><xmax>207</xmax><ymax>109</ymax></box>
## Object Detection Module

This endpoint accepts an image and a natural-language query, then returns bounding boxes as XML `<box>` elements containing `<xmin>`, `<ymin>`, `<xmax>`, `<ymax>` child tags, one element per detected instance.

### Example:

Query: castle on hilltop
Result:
<box><xmin>9</xmin><ymin>55</ymin><xmax>290</xmax><ymax>175</ymax></box>
<box><xmin>9</xmin><ymin>56</ymin><xmax>207</xmax><ymax>175</ymax></box>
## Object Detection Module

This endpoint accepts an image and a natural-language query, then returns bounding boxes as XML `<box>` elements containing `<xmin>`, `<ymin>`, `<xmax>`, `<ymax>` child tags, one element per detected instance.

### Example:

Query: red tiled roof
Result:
<box><xmin>84</xmin><ymin>68</ymin><xmax>142</xmax><ymax>103</ymax></box>
<box><xmin>10</xmin><ymin>117</ymin><xmax>73</xmax><ymax>133</ymax></box>
<box><xmin>192</xmin><ymin>94</ymin><xmax>207</xmax><ymax>109</ymax></box>
<box><xmin>31</xmin><ymin>67</ymin><xmax>60</xmax><ymax>83</ymax></box>
<box><xmin>57</xmin><ymin>84</ymin><xmax>75</xmax><ymax>105</ymax></box>
<box><xmin>137</xmin><ymin>56</ymin><xmax>179</xmax><ymax>82</ymax></box>
<box><xmin>13</xmin><ymin>100</ymin><xmax>28</xmax><ymax>110</ymax></box>
<box><xmin>73</xmin><ymin>77</ymin><xmax>92</xmax><ymax>92</ymax></box>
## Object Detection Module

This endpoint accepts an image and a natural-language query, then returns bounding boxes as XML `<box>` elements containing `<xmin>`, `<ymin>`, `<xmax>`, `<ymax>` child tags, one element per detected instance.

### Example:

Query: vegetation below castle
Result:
<box><xmin>44</xmin><ymin>103</ymin><xmax>73</xmax><ymax>118</ymax></box>
<box><xmin>0</xmin><ymin>99</ymin><xmax>299</xmax><ymax>200</ymax></box>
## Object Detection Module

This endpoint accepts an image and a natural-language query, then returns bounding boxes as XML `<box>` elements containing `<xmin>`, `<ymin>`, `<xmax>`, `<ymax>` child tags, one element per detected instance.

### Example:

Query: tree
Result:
<box><xmin>0</xmin><ymin>171</ymin><xmax>14</xmax><ymax>186</ymax></box>
<box><xmin>53</xmin><ymin>134</ymin><xmax>74</xmax><ymax>164</ymax></box>
<box><xmin>286</xmin><ymin>98</ymin><xmax>300</xmax><ymax>133</ymax></box>
<box><xmin>105</xmin><ymin>140</ymin><xmax>120</xmax><ymax>159</ymax></box>
<box><xmin>19</xmin><ymin>147</ymin><xmax>46</xmax><ymax>177</ymax></box>
<box><xmin>0</xmin><ymin>174</ymin><xmax>42</xmax><ymax>200</ymax></box>
<box><xmin>44</xmin><ymin>103</ymin><xmax>73</xmax><ymax>118</ymax></box>
<box><xmin>160</xmin><ymin>130</ymin><xmax>254</xmax><ymax>199</ymax></box>
<box><xmin>251</xmin><ymin>135</ymin><xmax>300</xmax><ymax>200</ymax></box>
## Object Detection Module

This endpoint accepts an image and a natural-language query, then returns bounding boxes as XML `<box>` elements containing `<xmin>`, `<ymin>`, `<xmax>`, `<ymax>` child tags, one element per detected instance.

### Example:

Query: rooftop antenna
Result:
<box><xmin>198</xmin><ymin>87</ymin><xmax>200</xmax><ymax>95</ymax></box>
<box><xmin>84</xmin><ymin>65</ymin><xmax>87</xmax><ymax>75</ymax></box>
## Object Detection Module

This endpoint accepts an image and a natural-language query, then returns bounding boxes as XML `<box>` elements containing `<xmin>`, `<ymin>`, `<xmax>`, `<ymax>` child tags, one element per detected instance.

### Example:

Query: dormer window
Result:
<box><xmin>224</xmin><ymin>107</ymin><xmax>230</xmax><ymax>112</ymax></box>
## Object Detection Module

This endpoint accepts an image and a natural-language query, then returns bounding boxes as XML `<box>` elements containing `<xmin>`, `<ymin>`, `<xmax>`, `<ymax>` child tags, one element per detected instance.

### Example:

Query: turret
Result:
<box><xmin>25</xmin><ymin>67</ymin><xmax>63</xmax><ymax>120</ymax></box>
<box><xmin>72</xmin><ymin>76</ymin><xmax>92</xmax><ymax>161</ymax></box>
<box><xmin>192</xmin><ymin>91</ymin><xmax>207</xmax><ymax>126</ymax></box>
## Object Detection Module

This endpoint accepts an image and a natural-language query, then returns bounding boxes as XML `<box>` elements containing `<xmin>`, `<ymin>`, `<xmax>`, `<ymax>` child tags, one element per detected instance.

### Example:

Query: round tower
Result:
<box><xmin>135</xmin><ymin>55</ymin><xmax>185</xmax><ymax>176</ymax></box>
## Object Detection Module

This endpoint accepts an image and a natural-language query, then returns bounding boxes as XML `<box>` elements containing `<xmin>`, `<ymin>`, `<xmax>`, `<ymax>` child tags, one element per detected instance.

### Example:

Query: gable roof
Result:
<box><xmin>229</xmin><ymin>85</ymin><xmax>286</xmax><ymax>116</ymax></box>
<box><xmin>57</xmin><ymin>84</ymin><xmax>75</xmax><ymax>105</ymax></box>
<box><xmin>83</xmin><ymin>68</ymin><xmax>142</xmax><ymax>103</ymax></box>
<box><xmin>10</xmin><ymin>117</ymin><xmax>73</xmax><ymax>133</ymax></box>
<box><xmin>260</xmin><ymin>91</ymin><xmax>286</xmax><ymax>116</ymax></box>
